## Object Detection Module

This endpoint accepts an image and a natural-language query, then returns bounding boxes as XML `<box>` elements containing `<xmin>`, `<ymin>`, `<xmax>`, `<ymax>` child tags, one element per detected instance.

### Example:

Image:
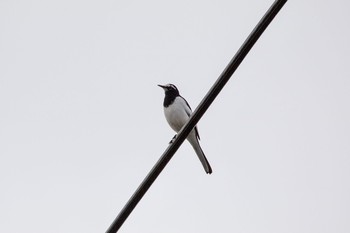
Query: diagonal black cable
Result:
<box><xmin>106</xmin><ymin>0</ymin><xmax>287</xmax><ymax>232</ymax></box>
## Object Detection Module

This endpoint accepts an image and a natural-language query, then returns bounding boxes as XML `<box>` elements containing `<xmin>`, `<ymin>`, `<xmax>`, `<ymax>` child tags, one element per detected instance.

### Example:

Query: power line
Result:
<box><xmin>106</xmin><ymin>0</ymin><xmax>288</xmax><ymax>232</ymax></box>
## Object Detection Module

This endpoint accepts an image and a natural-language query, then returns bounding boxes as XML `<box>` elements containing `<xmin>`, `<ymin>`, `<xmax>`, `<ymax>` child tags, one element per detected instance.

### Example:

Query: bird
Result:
<box><xmin>158</xmin><ymin>83</ymin><xmax>212</xmax><ymax>174</ymax></box>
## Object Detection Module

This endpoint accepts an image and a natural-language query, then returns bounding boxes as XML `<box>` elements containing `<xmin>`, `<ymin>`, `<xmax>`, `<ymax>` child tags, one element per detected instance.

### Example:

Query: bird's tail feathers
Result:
<box><xmin>188</xmin><ymin>136</ymin><xmax>212</xmax><ymax>174</ymax></box>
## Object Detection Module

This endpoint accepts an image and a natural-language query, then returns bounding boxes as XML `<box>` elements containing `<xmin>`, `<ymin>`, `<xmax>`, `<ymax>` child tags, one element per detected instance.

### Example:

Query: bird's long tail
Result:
<box><xmin>188</xmin><ymin>134</ymin><xmax>212</xmax><ymax>174</ymax></box>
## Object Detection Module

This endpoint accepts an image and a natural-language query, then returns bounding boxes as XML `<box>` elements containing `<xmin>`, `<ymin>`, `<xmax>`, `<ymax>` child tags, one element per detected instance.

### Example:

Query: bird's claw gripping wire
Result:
<box><xmin>169</xmin><ymin>134</ymin><xmax>177</xmax><ymax>144</ymax></box>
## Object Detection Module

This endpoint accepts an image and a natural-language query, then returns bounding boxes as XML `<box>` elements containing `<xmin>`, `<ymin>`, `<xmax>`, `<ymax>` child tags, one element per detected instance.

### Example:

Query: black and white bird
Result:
<box><xmin>158</xmin><ymin>84</ymin><xmax>212</xmax><ymax>174</ymax></box>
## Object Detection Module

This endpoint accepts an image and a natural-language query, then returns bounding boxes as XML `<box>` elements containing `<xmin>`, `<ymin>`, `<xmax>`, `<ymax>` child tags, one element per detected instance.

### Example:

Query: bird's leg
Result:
<box><xmin>169</xmin><ymin>134</ymin><xmax>177</xmax><ymax>144</ymax></box>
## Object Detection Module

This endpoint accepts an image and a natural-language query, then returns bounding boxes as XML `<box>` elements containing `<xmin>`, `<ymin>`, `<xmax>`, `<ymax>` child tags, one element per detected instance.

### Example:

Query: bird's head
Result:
<box><xmin>158</xmin><ymin>83</ymin><xmax>179</xmax><ymax>96</ymax></box>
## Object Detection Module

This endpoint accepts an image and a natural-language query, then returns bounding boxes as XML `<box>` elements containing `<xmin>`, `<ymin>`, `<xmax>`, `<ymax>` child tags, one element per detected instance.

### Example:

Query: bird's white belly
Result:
<box><xmin>163</xmin><ymin>99</ymin><xmax>190</xmax><ymax>132</ymax></box>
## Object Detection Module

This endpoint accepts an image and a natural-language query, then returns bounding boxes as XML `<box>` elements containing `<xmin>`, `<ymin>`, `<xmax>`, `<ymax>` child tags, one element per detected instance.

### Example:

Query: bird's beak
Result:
<box><xmin>158</xmin><ymin>84</ymin><xmax>166</xmax><ymax>89</ymax></box>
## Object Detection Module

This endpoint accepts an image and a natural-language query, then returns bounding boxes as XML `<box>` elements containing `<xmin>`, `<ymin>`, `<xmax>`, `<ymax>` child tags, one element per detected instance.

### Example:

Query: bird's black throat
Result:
<box><xmin>163</xmin><ymin>88</ymin><xmax>179</xmax><ymax>107</ymax></box>
<box><xmin>163</xmin><ymin>92</ymin><xmax>177</xmax><ymax>107</ymax></box>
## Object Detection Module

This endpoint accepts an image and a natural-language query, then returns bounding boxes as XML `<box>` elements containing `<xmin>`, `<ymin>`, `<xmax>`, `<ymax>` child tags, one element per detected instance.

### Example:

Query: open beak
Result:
<box><xmin>158</xmin><ymin>84</ymin><xmax>166</xmax><ymax>89</ymax></box>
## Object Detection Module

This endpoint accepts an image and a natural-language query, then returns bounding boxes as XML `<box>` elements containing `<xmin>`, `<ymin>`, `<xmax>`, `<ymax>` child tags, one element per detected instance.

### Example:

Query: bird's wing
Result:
<box><xmin>180</xmin><ymin>96</ymin><xmax>201</xmax><ymax>140</ymax></box>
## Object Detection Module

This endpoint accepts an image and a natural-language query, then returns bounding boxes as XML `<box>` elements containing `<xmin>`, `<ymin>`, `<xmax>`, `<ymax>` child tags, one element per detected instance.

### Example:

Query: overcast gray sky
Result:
<box><xmin>1</xmin><ymin>0</ymin><xmax>349</xmax><ymax>232</ymax></box>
